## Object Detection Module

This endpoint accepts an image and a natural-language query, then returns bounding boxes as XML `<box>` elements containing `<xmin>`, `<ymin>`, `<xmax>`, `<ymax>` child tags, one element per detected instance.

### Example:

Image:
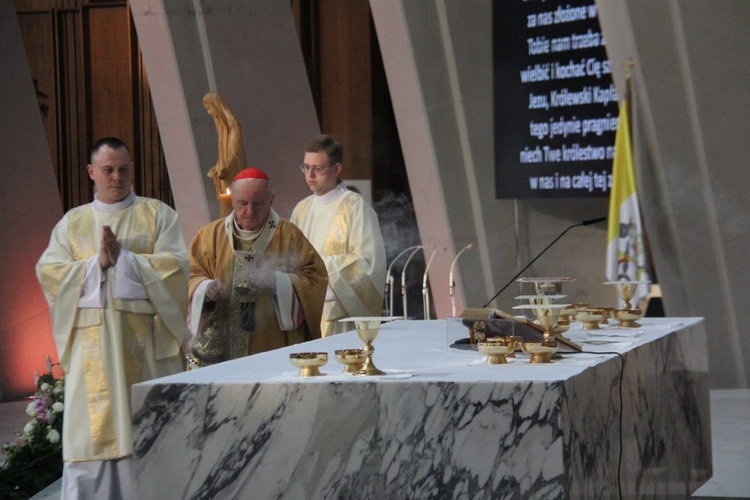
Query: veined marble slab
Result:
<box><xmin>132</xmin><ymin>318</ymin><xmax>710</xmax><ymax>499</ymax></box>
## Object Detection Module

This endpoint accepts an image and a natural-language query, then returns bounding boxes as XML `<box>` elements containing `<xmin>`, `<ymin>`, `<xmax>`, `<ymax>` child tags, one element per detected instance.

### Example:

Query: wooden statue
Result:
<box><xmin>203</xmin><ymin>92</ymin><xmax>246</xmax><ymax>214</ymax></box>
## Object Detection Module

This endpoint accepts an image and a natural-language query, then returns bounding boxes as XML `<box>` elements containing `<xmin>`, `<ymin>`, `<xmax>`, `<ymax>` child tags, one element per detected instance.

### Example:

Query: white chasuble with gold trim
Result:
<box><xmin>37</xmin><ymin>196</ymin><xmax>188</xmax><ymax>461</ymax></box>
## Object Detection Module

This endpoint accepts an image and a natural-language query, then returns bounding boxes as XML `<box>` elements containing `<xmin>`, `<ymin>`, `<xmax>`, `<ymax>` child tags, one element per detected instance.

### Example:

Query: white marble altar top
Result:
<box><xmin>141</xmin><ymin>317</ymin><xmax>702</xmax><ymax>386</ymax></box>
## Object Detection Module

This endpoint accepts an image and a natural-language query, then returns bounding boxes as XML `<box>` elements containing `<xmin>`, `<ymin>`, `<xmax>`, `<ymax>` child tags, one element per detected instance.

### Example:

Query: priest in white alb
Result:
<box><xmin>291</xmin><ymin>135</ymin><xmax>387</xmax><ymax>336</ymax></box>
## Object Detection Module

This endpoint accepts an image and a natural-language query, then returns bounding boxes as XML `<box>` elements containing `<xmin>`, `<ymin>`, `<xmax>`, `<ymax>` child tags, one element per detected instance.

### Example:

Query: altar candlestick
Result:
<box><xmin>218</xmin><ymin>188</ymin><xmax>233</xmax><ymax>217</ymax></box>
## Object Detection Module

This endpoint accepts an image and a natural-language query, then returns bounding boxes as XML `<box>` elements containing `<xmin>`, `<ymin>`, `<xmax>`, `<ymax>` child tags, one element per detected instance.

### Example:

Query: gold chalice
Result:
<box><xmin>477</xmin><ymin>338</ymin><xmax>515</xmax><ymax>364</ymax></box>
<box><xmin>289</xmin><ymin>352</ymin><xmax>328</xmax><ymax>377</ymax></box>
<box><xmin>335</xmin><ymin>349</ymin><xmax>365</xmax><ymax>373</ymax></box>
<box><xmin>604</xmin><ymin>281</ymin><xmax>651</xmax><ymax>309</ymax></box>
<box><xmin>614</xmin><ymin>308</ymin><xmax>644</xmax><ymax>328</ymax></box>
<box><xmin>342</xmin><ymin>316</ymin><xmax>401</xmax><ymax>376</ymax></box>
<box><xmin>513</xmin><ymin>303</ymin><xmax>568</xmax><ymax>363</ymax></box>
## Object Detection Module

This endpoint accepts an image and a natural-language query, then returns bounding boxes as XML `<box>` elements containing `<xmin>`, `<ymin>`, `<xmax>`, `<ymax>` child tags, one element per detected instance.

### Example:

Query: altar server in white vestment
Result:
<box><xmin>36</xmin><ymin>137</ymin><xmax>189</xmax><ymax>499</ymax></box>
<box><xmin>291</xmin><ymin>135</ymin><xmax>387</xmax><ymax>336</ymax></box>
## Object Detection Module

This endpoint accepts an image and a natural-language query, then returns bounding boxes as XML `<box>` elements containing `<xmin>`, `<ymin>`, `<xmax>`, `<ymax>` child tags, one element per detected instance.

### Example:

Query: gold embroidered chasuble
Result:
<box><xmin>36</xmin><ymin>197</ymin><xmax>189</xmax><ymax>461</ymax></box>
<box><xmin>188</xmin><ymin>209</ymin><xmax>327</xmax><ymax>357</ymax></box>
<box><xmin>291</xmin><ymin>186</ymin><xmax>386</xmax><ymax>336</ymax></box>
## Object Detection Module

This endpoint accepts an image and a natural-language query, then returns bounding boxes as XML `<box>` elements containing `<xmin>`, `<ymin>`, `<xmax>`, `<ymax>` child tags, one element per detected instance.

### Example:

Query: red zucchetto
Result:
<box><xmin>233</xmin><ymin>167</ymin><xmax>270</xmax><ymax>181</ymax></box>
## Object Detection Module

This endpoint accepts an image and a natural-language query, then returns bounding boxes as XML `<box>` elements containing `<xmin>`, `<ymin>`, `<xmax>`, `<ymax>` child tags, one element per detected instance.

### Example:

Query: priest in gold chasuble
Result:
<box><xmin>187</xmin><ymin>167</ymin><xmax>327</xmax><ymax>366</ymax></box>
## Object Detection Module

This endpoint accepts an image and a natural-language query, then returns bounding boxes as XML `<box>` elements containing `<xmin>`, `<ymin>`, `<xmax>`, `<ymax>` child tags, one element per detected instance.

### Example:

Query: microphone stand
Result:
<box><xmin>402</xmin><ymin>246</ymin><xmax>425</xmax><ymax>319</ymax></box>
<box><xmin>385</xmin><ymin>245</ymin><xmax>422</xmax><ymax>316</ymax></box>
<box><xmin>421</xmin><ymin>247</ymin><xmax>440</xmax><ymax>320</ymax></box>
<box><xmin>449</xmin><ymin>243</ymin><xmax>474</xmax><ymax>317</ymax></box>
<box><xmin>482</xmin><ymin>217</ymin><xmax>607</xmax><ymax>307</ymax></box>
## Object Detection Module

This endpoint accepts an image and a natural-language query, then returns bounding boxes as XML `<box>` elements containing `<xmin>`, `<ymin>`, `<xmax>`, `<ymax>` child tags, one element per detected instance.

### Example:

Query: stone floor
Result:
<box><xmin>1</xmin><ymin>390</ymin><xmax>748</xmax><ymax>499</ymax></box>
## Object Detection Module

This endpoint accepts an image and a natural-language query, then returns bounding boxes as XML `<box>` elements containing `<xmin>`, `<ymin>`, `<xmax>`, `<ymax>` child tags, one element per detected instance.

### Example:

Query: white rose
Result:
<box><xmin>24</xmin><ymin>420</ymin><xmax>36</xmax><ymax>434</ymax></box>
<box><xmin>26</xmin><ymin>402</ymin><xmax>36</xmax><ymax>417</ymax></box>
<box><xmin>40</xmin><ymin>383</ymin><xmax>51</xmax><ymax>392</ymax></box>
<box><xmin>52</xmin><ymin>402</ymin><xmax>64</xmax><ymax>413</ymax></box>
<box><xmin>47</xmin><ymin>429</ymin><xmax>61</xmax><ymax>444</ymax></box>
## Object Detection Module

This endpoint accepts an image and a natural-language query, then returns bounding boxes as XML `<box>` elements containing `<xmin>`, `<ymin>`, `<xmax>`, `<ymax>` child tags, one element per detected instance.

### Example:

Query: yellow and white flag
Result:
<box><xmin>606</xmin><ymin>101</ymin><xmax>650</xmax><ymax>306</ymax></box>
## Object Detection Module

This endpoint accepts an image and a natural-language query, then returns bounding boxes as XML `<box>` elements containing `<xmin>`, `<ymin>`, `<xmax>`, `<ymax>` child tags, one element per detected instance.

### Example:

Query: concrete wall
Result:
<box><xmin>598</xmin><ymin>0</ymin><xmax>750</xmax><ymax>387</ymax></box>
<box><xmin>0</xmin><ymin>1</ymin><xmax>61</xmax><ymax>399</ymax></box>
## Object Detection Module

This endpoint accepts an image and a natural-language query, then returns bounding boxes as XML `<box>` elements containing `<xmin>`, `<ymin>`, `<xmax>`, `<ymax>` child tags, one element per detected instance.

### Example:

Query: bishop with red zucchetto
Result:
<box><xmin>186</xmin><ymin>167</ymin><xmax>328</xmax><ymax>368</ymax></box>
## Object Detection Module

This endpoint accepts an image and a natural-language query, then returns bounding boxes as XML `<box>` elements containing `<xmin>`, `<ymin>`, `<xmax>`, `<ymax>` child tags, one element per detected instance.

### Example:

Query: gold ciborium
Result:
<box><xmin>335</xmin><ymin>349</ymin><xmax>365</xmax><ymax>373</ymax></box>
<box><xmin>604</xmin><ymin>280</ymin><xmax>651</xmax><ymax>310</ymax></box>
<box><xmin>477</xmin><ymin>338</ymin><xmax>515</xmax><ymax>364</ymax></box>
<box><xmin>576</xmin><ymin>309</ymin><xmax>605</xmax><ymax>330</ymax></box>
<box><xmin>342</xmin><ymin>316</ymin><xmax>401</xmax><ymax>376</ymax></box>
<box><xmin>554</xmin><ymin>318</ymin><xmax>571</xmax><ymax>336</ymax></box>
<box><xmin>289</xmin><ymin>352</ymin><xmax>328</xmax><ymax>377</ymax></box>
<box><xmin>521</xmin><ymin>341</ymin><xmax>558</xmax><ymax>363</ymax></box>
<box><xmin>614</xmin><ymin>308</ymin><xmax>644</xmax><ymax>328</ymax></box>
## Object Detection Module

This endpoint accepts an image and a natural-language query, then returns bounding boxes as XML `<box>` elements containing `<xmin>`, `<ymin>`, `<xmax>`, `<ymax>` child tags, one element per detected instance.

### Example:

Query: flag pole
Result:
<box><xmin>624</xmin><ymin>58</ymin><xmax>658</xmax><ymax>305</ymax></box>
<box><xmin>625</xmin><ymin>58</ymin><xmax>634</xmax><ymax>137</ymax></box>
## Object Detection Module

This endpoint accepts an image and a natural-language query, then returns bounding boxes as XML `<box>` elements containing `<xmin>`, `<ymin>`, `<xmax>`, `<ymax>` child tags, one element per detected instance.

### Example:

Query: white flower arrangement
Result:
<box><xmin>0</xmin><ymin>355</ymin><xmax>65</xmax><ymax>498</ymax></box>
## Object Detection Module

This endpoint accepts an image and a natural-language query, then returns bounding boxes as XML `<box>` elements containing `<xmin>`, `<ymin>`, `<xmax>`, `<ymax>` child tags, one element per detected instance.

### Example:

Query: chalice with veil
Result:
<box><xmin>341</xmin><ymin>317</ymin><xmax>401</xmax><ymax>376</ymax></box>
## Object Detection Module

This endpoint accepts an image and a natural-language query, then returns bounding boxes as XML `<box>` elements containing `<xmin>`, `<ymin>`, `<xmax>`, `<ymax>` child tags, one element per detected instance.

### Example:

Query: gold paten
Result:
<box><xmin>604</xmin><ymin>280</ymin><xmax>652</xmax><ymax>310</ymax></box>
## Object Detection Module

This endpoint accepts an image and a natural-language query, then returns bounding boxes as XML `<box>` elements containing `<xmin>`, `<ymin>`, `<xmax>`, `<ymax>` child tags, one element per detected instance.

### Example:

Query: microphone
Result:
<box><xmin>384</xmin><ymin>245</ymin><xmax>423</xmax><ymax>316</ymax></box>
<box><xmin>402</xmin><ymin>246</ymin><xmax>427</xmax><ymax>319</ymax></box>
<box><xmin>421</xmin><ymin>247</ymin><xmax>442</xmax><ymax>320</ymax></box>
<box><xmin>482</xmin><ymin>216</ymin><xmax>606</xmax><ymax>307</ymax></box>
<box><xmin>582</xmin><ymin>216</ymin><xmax>607</xmax><ymax>226</ymax></box>
<box><xmin>449</xmin><ymin>243</ymin><xmax>474</xmax><ymax>316</ymax></box>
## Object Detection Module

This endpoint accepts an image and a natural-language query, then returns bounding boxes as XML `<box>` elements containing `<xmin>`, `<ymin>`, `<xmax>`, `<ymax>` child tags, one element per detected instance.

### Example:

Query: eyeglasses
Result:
<box><xmin>299</xmin><ymin>163</ymin><xmax>335</xmax><ymax>174</ymax></box>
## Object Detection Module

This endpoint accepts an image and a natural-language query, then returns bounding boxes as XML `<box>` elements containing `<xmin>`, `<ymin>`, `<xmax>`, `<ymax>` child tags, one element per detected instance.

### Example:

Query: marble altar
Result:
<box><xmin>132</xmin><ymin>318</ymin><xmax>711</xmax><ymax>498</ymax></box>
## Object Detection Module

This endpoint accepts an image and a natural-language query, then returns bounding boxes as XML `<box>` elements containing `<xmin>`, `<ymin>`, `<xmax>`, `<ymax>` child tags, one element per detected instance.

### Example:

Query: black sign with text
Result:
<box><xmin>494</xmin><ymin>0</ymin><xmax>619</xmax><ymax>198</ymax></box>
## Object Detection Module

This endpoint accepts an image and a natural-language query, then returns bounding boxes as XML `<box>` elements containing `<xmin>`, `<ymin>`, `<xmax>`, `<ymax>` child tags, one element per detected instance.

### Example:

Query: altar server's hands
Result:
<box><xmin>99</xmin><ymin>225</ymin><xmax>121</xmax><ymax>270</ymax></box>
